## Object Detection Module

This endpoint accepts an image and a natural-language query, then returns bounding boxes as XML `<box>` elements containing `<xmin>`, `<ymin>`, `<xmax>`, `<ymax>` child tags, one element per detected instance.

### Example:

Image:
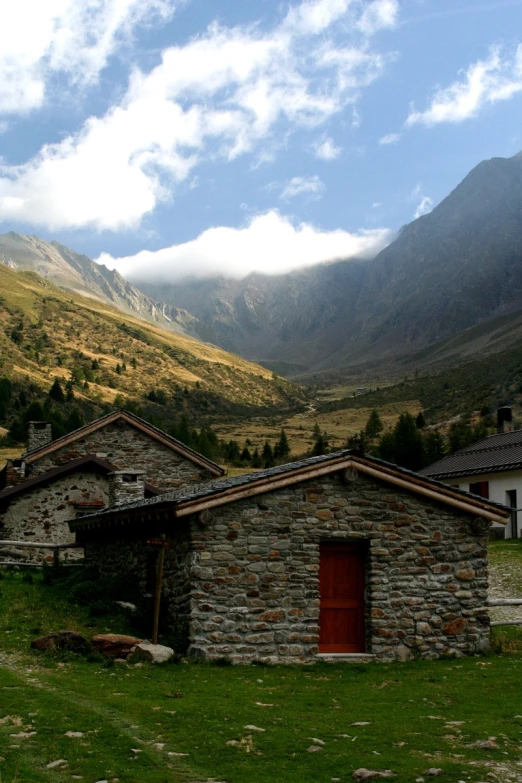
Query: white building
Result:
<box><xmin>421</xmin><ymin>408</ymin><xmax>520</xmax><ymax>538</ymax></box>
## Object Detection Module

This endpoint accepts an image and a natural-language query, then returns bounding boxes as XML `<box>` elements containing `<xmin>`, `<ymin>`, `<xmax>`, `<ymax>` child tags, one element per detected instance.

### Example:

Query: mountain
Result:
<box><xmin>135</xmin><ymin>259</ymin><xmax>368</xmax><ymax>376</ymax></box>
<box><xmin>0</xmin><ymin>264</ymin><xmax>307</xmax><ymax>424</ymax></box>
<box><xmin>135</xmin><ymin>152</ymin><xmax>522</xmax><ymax>376</ymax></box>
<box><xmin>0</xmin><ymin>232</ymin><xmax>198</xmax><ymax>337</ymax></box>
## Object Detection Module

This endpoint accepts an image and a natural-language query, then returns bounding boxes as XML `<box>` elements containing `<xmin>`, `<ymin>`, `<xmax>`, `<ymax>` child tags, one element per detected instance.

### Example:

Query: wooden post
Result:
<box><xmin>152</xmin><ymin>534</ymin><xmax>166</xmax><ymax>645</ymax></box>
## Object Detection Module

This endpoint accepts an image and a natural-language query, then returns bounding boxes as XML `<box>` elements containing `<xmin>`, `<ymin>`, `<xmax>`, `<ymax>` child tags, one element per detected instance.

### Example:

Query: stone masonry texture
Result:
<box><xmin>23</xmin><ymin>421</ymin><xmax>214</xmax><ymax>490</ymax></box>
<box><xmin>85</xmin><ymin>470</ymin><xmax>491</xmax><ymax>663</ymax></box>
<box><xmin>1</xmin><ymin>471</ymin><xmax>108</xmax><ymax>563</ymax></box>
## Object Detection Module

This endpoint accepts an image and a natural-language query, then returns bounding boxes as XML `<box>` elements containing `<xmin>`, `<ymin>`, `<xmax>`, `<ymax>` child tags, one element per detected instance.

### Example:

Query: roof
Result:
<box><xmin>0</xmin><ymin>455</ymin><xmax>162</xmax><ymax>506</ymax></box>
<box><xmin>20</xmin><ymin>409</ymin><xmax>224</xmax><ymax>477</ymax></box>
<box><xmin>421</xmin><ymin>429</ymin><xmax>522</xmax><ymax>480</ymax></box>
<box><xmin>70</xmin><ymin>450</ymin><xmax>510</xmax><ymax>534</ymax></box>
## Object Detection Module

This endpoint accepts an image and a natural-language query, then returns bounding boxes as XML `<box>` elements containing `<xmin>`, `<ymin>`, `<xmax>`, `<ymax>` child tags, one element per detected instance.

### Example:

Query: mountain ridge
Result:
<box><xmin>0</xmin><ymin>232</ymin><xmax>200</xmax><ymax>338</ymax></box>
<box><xmin>135</xmin><ymin>152</ymin><xmax>522</xmax><ymax>375</ymax></box>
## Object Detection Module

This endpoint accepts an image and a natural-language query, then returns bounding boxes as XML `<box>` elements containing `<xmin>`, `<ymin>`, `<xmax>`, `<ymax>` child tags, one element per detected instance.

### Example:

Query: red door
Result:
<box><xmin>319</xmin><ymin>542</ymin><xmax>366</xmax><ymax>653</ymax></box>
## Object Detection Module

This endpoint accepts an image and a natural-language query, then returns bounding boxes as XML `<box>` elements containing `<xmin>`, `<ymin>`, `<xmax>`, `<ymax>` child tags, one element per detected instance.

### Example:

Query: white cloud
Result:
<box><xmin>314</xmin><ymin>136</ymin><xmax>342</xmax><ymax>159</ymax></box>
<box><xmin>281</xmin><ymin>175</ymin><xmax>325</xmax><ymax>199</ymax></box>
<box><xmin>96</xmin><ymin>210</ymin><xmax>393</xmax><ymax>281</ymax></box>
<box><xmin>357</xmin><ymin>0</ymin><xmax>400</xmax><ymax>35</ymax></box>
<box><xmin>406</xmin><ymin>44</ymin><xmax>522</xmax><ymax>127</ymax></box>
<box><xmin>379</xmin><ymin>131</ymin><xmax>401</xmax><ymax>145</ymax></box>
<box><xmin>0</xmin><ymin>0</ymin><xmax>399</xmax><ymax>230</ymax></box>
<box><xmin>0</xmin><ymin>0</ymin><xmax>174</xmax><ymax>115</ymax></box>
<box><xmin>412</xmin><ymin>185</ymin><xmax>433</xmax><ymax>219</ymax></box>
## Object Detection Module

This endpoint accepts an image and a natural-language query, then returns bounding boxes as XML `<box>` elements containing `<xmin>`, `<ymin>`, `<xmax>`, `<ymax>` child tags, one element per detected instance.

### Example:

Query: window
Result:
<box><xmin>469</xmin><ymin>481</ymin><xmax>489</xmax><ymax>499</ymax></box>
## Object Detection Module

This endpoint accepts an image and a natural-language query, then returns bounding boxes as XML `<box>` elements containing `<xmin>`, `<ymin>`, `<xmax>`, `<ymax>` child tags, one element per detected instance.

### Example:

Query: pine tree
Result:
<box><xmin>49</xmin><ymin>378</ymin><xmax>65</xmax><ymax>403</ymax></box>
<box><xmin>364</xmin><ymin>410</ymin><xmax>383</xmax><ymax>440</ymax></box>
<box><xmin>274</xmin><ymin>429</ymin><xmax>290</xmax><ymax>462</ymax></box>
<box><xmin>311</xmin><ymin>431</ymin><xmax>329</xmax><ymax>456</ymax></box>
<box><xmin>262</xmin><ymin>440</ymin><xmax>274</xmax><ymax>468</ymax></box>
<box><xmin>424</xmin><ymin>430</ymin><xmax>445</xmax><ymax>465</ymax></box>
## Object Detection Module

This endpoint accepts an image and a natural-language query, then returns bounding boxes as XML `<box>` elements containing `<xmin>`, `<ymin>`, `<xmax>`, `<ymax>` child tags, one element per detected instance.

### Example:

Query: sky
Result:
<box><xmin>1</xmin><ymin>0</ymin><xmax>522</xmax><ymax>282</ymax></box>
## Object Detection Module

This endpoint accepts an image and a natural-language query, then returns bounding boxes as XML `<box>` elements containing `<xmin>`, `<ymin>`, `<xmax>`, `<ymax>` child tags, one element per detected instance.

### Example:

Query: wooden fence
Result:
<box><xmin>0</xmin><ymin>539</ymin><xmax>83</xmax><ymax>568</ymax></box>
<box><xmin>488</xmin><ymin>597</ymin><xmax>522</xmax><ymax>627</ymax></box>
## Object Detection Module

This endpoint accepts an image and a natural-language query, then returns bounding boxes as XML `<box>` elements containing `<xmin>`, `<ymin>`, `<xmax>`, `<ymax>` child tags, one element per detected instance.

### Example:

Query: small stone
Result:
<box><xmin>353</xmin><ymin>770</ymin><xmax>395</xmax><ymax>780</ymax></box>
<box><xmin>10</xmin><ymin>731</ymin><xmax>37</xmax><ymax>738</ymax></box>
<box><xmin>244</xmin><ymin>725</ymin><xmax>265</xmax><ymax>732</ymax></box>
<box><xmin>424</xmin><ymin>770</ymin><xmax>443</xmax><ymax>777</ymax></box>
<box><xmin>307</xmin><ymin>745</ymin><xmax>323</xmax><ymax>752</ymax></box>
<box><xmin>471</xmin><ymin>737</ymin><xmax>499</xmax><ymax>749</ymax></box>
<box><xmin>128</xmin><ymin>642</ymin><xmax>174</xmax><ymax>664</ymax></box>
<box><xmin>64</xmin><ymin>731</ymin><xmax>84</xmax><ymax>738</ymax></box>
<box><xmin>167</xmin><ymin>751</ymin><xmax>189</xmax><ymax>757</ymax></box>
<box><xmin>130</xmin><ymin>748</ymin><xmax>142</xmax><ymax>754</ymax></box>
<box><xmin>46</xmin><ymin>759</ymin><xmax>67</xmax><ymax>769</ymax></box>
<box><xmin>153</xmin><ymin>743</ymin><xmax>165</xmax><ymax>750</ymax></box>
<box><xmin>352</xmin><ymin>721</ymin><xmax>371</xmax><ymax>726</ymax></box>
<box><xmin>309</xmin><ymin>737</ymin><xmax>325</xmax><ymax>745</ymax></box>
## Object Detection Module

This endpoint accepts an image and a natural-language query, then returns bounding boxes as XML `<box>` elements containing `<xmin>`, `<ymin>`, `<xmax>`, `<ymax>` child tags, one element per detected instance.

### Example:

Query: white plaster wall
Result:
<box><xmin>449</xmin><ymin>469</ymin><xmax>522</xmax><ymax>538</ymax></box>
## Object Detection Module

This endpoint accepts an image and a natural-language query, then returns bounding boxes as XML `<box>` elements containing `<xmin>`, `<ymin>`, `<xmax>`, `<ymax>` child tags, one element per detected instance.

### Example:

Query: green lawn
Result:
<box><xmin>1</xmin><ymin>563</ymin><xmax>522</xmax><ymax>783</ymax></box>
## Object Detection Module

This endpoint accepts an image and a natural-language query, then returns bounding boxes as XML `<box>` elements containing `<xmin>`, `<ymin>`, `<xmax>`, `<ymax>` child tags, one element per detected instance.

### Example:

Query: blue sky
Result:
<box><xmin>1</xmin><ymin>0</ymin><xmax>522</xmax><ymax>281</ymax></box>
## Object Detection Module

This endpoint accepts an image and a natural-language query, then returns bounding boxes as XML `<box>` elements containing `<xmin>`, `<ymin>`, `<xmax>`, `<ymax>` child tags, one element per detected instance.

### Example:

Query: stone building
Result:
<box><xmin>0</xmin><ymin>410</ymin><xmax>224</xmax><ymax>560</ymax></box>
<box><xmin>71</xmin><ymin>450</ymin><xmax>509</xmax><ymax>663</ymax></box>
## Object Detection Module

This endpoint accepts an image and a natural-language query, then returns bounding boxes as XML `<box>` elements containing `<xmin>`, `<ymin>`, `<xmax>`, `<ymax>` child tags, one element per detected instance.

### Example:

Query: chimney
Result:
<box><xmin>27</xmin><ymin>421</ymin><xmax>53</xmax><ymax>452</ymax></box>
<box><xmin>5</xmin><ymin>458</ymin><xmax>26</xmax><ymax>486</ymax></box>
<box><xmin>108</xmin><ymin>470</ymin><xmax>145</xmax><ymax>507</ymax></box>
<box><xmin>497</xmin><ymin>406</ymin><xmax>513</xmax><ymax>434</ymax></box>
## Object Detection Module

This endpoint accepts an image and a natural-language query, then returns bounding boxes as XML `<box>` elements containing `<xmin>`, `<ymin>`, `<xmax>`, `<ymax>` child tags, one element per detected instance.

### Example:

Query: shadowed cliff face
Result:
<box><xmin>135</xmin><ymin>153</ymin><xmax>522</xmax><ymax>374</ymax></box>
<box><xmin>0</xmin><ymin>232</ymin><xmax>198</xmax><ymax>337</ymax></box>
<box><xmin>3</xmin><ymin>152</ymin><xmax>522</xmax><ymax>378</ymax></box>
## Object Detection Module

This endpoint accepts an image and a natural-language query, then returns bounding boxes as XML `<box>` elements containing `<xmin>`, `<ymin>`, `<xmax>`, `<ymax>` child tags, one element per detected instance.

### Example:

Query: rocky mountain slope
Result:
<box><xmin>136</xmin><ymin>152</ymin><xmax>522</xmax><ymax>375</ymax></box>
<box><xmin>0</xmin><ymin>232</ymin><xmax>198</xmax><ymax>337</ymax></box>
<box><xmin>0</xmin><ymin>264</ymin><xmax>307</xmax><ymax>421</ymax></box>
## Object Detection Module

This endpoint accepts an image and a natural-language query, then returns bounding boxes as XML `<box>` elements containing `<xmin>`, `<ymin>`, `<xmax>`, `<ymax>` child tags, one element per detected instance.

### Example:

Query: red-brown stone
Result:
<box><xmin>91</xmin><ymin>634</ymin><xmax>143</xmax><ymax>657</ymax></box>
<box><xmin>443</xmin><ymin>618</ymin><xmax>467</xmax><ymax>635</ymax></box>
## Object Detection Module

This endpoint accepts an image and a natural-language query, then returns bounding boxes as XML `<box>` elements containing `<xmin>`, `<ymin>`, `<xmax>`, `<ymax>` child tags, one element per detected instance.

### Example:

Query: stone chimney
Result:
<box><xmin>5</xmin><ymin>458</ymin><xmax>26</xmax><ymax>486</ymax></box>
<box><xmin>108</xmin><ymin>470</ymin><xmax>145</xmax><ymax>507</ymax></box>
<box><xmin>27</xmin><ymin>421</ymin><xmax>53</xmax><ymax>452</ymax></box>
<box><xmin>497</xmin><ymin>406</ymin><xmax>513</xmax><ymax>434</ymax></box>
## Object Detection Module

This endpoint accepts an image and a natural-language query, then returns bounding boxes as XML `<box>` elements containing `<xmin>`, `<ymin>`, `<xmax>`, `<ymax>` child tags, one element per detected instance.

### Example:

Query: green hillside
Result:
<box><xmin>0</xmin><ymin>265</ymin><xmax>308</xmax><ymax>442</ymax></box>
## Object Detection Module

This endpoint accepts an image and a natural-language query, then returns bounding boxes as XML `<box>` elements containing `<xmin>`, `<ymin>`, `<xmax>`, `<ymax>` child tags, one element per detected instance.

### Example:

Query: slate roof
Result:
<box><xmin>0</xmin><ymin>455</ymin><xmax>162</xmax><ymax>506</ymax></box>
<box><xmin>421</xmin><ymin>429</ymin><xmax>522</xmax><ymax>480</ymax></box>
<box><xmin>70</xmin><ymin>449</ymin><xmax>510</xmax><ymax>533</ymax></box>
<box><xmin>19</xmin><ymin>409</ymin><xmax>224</xmax><ymax>476</ymax></box>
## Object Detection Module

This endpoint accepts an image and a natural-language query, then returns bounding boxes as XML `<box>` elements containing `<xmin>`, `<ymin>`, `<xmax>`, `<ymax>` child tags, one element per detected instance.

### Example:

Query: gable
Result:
<box><xmin>70</xmin><ymin>451</ymin><xmax>510</xmax><ymax>535</ymax></box>
<box><xmin>21</xmin><ymin>410</ymin><xmax>223</xmax><ymax>481</ymax></box>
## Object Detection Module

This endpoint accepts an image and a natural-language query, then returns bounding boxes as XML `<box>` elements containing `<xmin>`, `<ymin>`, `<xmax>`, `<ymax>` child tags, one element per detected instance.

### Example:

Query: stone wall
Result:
<box><xmin>25</xmin><ymin>421</ymin><xmax>213</xmax><ymax>490</ymax></box>
<box><xmin>187</xmin><ymin>472</ymin><xmax>490</xmax><ymax>663</ymax></box>
<box><xmin>85</xmin><ymin>523</ymin><xmax>192</xmax><ymax>652</ymax></box>
<box><xmin>0</xmin><ymin>471</ymin><xmax>108</xmax><ymax>564</ymax></box>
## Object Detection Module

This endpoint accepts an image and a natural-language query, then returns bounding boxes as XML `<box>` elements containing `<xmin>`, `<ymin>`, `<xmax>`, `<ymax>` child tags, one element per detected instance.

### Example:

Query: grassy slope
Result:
<box><xmin>0</xmin><ymin>266</ymin><xmax>307</xmax><ymax>420</ymax></box>
<box><xmin>1</xmin><ymin>560</ymin><xmax>522</xmax><ymax>783</ymax></box>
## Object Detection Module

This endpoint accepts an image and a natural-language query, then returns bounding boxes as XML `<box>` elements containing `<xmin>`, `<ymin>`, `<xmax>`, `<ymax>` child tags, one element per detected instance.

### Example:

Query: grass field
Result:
<box><xmin>1</xmin><ymin>544</ymin><xmax>522</xmax><ymax>783</ymax></box>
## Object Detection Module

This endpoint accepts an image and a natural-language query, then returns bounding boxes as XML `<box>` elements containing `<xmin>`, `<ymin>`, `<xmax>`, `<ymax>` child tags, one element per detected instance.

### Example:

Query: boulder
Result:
<box><xmin>31</xmin><ymin>631</ymin><xmax>90</xmax><ymax>653</ymax></box>
<box><xmin>128</xmin><ymin>642</ymin><xmax>174</xmax><ymax>664</ymax></box>
<box><xmin>353</xmin><ymin>771</ymin><xmax>395</xmax><ymax>781</ymax></box>
<box><xmin>91</xmin><ymin>634</ymin><xmax>143</xmax><ymax>658</ymax></box>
